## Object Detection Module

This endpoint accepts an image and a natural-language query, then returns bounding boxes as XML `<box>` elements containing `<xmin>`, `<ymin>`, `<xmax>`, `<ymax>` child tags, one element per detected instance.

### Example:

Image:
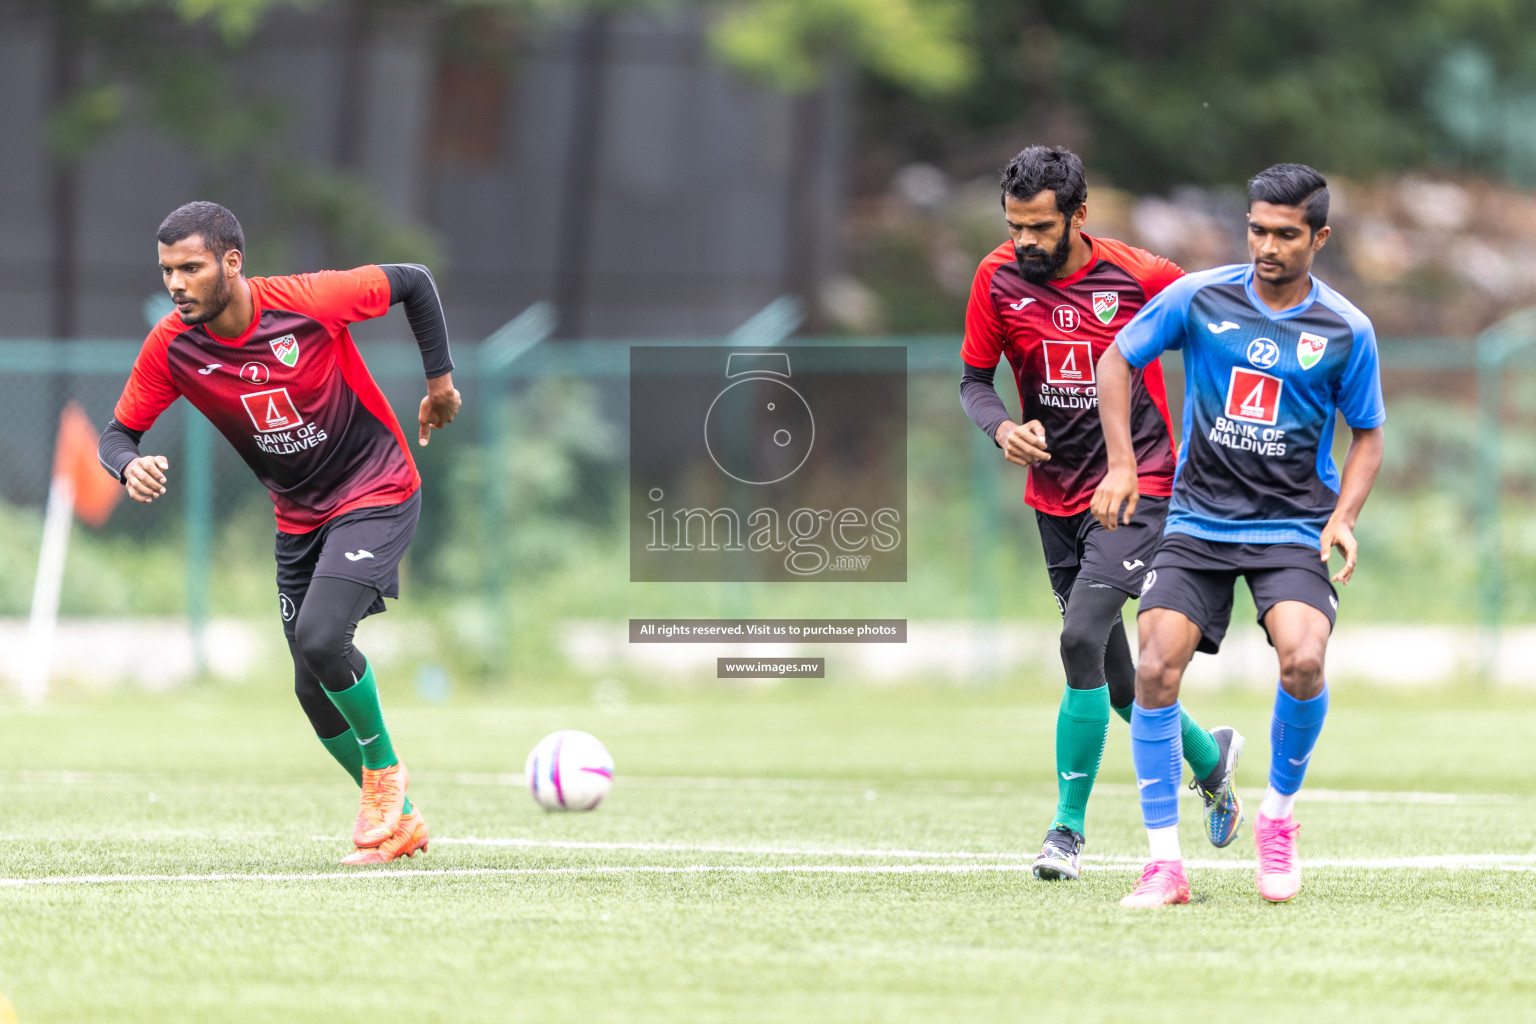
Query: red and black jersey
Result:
<box><xmin>114</xmin><ymin>266</ymin><xmax>418</xmax><ymax>534</ymax></box>
<box><xmin>962</xmin><ymin>233</ymin><xmax>1181</xmax><ymax>516</ymax></box>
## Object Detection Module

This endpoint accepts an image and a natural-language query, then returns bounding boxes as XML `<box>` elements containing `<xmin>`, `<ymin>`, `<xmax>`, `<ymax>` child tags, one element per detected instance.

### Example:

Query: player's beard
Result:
<box><xmin>178</xmin><ymin>273</ymin><xmax>233</xmax><ymax>326</ymax></box>
<box><xmin>1254</xmin><ymin>256</ymin><xmax>1305</xmax><ymax>288</ymax></box>
<box><xmin>1015</xmin><ymin>229</ymin><xmax>1073</xmax><ymax>285</ymax></box>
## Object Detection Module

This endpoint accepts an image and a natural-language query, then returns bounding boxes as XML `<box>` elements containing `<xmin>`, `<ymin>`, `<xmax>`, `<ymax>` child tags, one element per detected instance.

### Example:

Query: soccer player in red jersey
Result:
<box><xmin>961</xmin><ymin>147</ymin><xmax>1243</xmax><ymax>880</ymax></box>
<box><xmin>98</xmin><ymin>202</ymin><xmax>461</xmax><ymax>864</ymax></box>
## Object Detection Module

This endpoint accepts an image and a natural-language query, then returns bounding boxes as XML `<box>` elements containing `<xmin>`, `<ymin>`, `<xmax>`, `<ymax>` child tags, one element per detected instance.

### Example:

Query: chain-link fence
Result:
<box><xmin>1</xmin><ymin>325</ymin><xmax>1533</xmax><ymax>684</ymax></box>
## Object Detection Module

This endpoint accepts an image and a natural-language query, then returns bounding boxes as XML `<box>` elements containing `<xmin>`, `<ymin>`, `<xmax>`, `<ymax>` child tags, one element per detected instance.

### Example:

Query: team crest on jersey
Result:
<box><xmin>1043</xmin><ymin>340</ymin><xmax>1094</xmax><ymax>385</ymax></box>
<box><xmin>270</xmin><ymin>334</ymin><xmax>300</xmax><ymax>368</ymax></box>
<box><xmin>1225</xmin><ymin>367</ymin><xmax>1283</xmax><ymax>426</ymax></box>
<box><xmin>1297</xmin><ymin>332</ymin><xmax>1328</xmax><ymax>370</ymax></box>
<box><xmin>1091</xmin><ymin>291</ymin><xmax>1119</xmax><ymax>325</ymax></box>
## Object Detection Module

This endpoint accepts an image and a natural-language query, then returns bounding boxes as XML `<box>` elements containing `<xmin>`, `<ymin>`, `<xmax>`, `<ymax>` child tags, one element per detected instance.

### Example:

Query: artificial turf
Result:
<box><xmin>2</xmin><ymin>679</ymin><xmax>1535</xmax><ymax>1022</ymax></box>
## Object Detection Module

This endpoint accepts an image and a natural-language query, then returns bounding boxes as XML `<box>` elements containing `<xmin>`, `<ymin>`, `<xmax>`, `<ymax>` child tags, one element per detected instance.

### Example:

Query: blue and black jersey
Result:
<box><xmin>1115</xmin><ymin>263</ymin><xmax>1385</xmax><ymax>547</ymax></box>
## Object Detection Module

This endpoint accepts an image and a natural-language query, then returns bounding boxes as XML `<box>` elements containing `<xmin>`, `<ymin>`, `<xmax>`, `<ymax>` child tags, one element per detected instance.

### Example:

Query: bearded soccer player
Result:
<box><xmin>960</xmin><ymin>146</ymin><xmax>1244</xmax><ymax>881</ymax></box>
<box><xmin>1095</xmin><ymin>164</ymin><xmax>1385</xmax><ymax>907</ymax></box>
<box><xmin>98</xmin><ymin>202</ymin><xmax>461</xmax><ymax>865</ymax></box>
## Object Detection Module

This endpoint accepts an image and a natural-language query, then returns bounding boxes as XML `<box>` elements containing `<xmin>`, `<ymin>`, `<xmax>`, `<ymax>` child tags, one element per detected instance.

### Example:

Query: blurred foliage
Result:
<box><xmin>163</xmin><ymin>0</ymin><xmax>320</xmax><ymax>40</ymax></box>
<box><xmin>45</xmin><ymin>83</ymin><xmax>126</xmax><ymax>163</ymax></box>
<box><xmin>26</xmin><ymin>0</ymin><xmax>976</xmax><ymax>281</ymax></box>
<box><xmin>435</xmin><ymin>376</ymin><xmax>623</xmax><ymax>592</ymax></box>
<box><xmin>32</xmin><ymin>0</ymin><xmax>1536</xmax><ymax>227</ymax></box>
<box><xmin>860</xmin><ymin>0</ymin><xmax>1536</xmax><ymax>191</ymax></box>
<box><xmin>442</xmin><ymin>0</ymin><xmax>974</xmax><ymax>97</ymax></box>
<box><xmin>265</xmin><ymin>166</ymin><xmax>448</xmax><ymax>271</ymax></box>
<box><xmin>138</xmin><ymin>56</ymin><xmax>288</xmax><ymax>162</ymax></box>
<box><xmin>29</xmin><ymin>0</ymin><xmax>444</xmax><ymax>274</ymax></box>
<box><xmin>709</xmin><ymin>0</ymin><xmax>971</xmax><ymax>96</ymax></box>
<box><xmin>1428</xmin><ymin>44</ymin><xmax>1536</xmax><ymax>185</ymax></box>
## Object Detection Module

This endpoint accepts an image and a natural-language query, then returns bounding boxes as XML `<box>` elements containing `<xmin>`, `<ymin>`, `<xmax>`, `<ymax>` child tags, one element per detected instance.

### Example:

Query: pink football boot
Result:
<box><xmin>1254</xmin><ymin>813</ymin><xmax>1301</xmax><ymax>902</ymax></box>
<box><xmin>1119</xmin><ymin>860</ymin><xmax>1191</xmax><ymax>908</ymax></box>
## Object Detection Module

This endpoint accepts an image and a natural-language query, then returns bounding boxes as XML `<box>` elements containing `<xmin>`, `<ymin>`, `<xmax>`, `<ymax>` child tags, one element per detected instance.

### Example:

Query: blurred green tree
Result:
<box><xmin>449</xmin><ymin>0</ymin><xmax>975</xmax><ymax>97</ymax></box>
<box><xmin>25</xmin><ymin>0</ymin><xmax>976</xmax><ymax>334</ymax></box>
<box><xmin>862</xmin><ymin>0</ymin><xmax>1536</xmax><ymax>190</ymax></box>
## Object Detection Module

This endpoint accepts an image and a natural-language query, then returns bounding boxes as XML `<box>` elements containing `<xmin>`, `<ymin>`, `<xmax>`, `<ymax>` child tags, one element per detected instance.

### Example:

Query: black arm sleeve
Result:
<box><xmin>961</xmin><ymin>361</ymin><xmax>1013</xmax><ymax>446</ymax></box>
<box><xmin>379</xmin><ymin>263</ymin><xmax>454</xmax><ymax>378</ymax></box>
<box><xmin>98</xmin><ymin>419</ymin><xmax>145</xmax><ymax>483</ymax></box>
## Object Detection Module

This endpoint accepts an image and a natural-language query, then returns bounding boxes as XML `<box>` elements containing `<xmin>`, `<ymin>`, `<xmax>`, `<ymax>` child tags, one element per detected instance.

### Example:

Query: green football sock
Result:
<box><xmin>318</xmin><ymin>729</ymin><xmax>364</xmax><ymax>786</ymax></box>
<box><xmin>1050</xmin><ymin>684</ymin><xmax>1110</xmax><ymax>835</ymax></box>
<box><xmin>1111</xmin><ymin>701</ymin><xmax>1132</xmax><ymax>724</ymax></box>
<box><xmin>317</xmin><ymin>727</ymin><xmax>412</xmax><ymax>813</ymax></box>
<box><xmin>1181</xmin><ymin>708</ymin><xmax>1220</xmax><ymax>780</ymax></box>
<box><xmin>323</xmin><ymin>660</ymin><xmax>401</xmax><ymax>771</ymax></box>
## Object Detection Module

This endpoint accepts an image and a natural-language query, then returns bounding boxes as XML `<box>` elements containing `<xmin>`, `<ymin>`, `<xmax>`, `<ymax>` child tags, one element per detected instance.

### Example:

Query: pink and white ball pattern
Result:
<box><xmin>525</xmin><ymin>730</ymin><xmax>615</xmax><ymax>810</ymax></box>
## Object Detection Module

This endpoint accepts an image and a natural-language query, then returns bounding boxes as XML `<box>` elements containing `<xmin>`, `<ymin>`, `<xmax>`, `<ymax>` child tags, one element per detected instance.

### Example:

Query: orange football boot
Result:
<box><xmin>341</xmin><ymin>809</ymin><xmax>429</xmax><ymax>865</ymax></box>
<box><xmin>352</xmin><ymin>761</ymin><xmax>410</xmax><ymax>848</ymax></box>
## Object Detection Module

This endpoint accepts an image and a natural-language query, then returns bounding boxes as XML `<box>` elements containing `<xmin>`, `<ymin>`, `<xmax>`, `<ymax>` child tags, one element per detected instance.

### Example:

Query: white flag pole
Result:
<box><xmin>22</xmin><ymin>473</ymin><xmax>75</xmax><ymax>704</ymax></box>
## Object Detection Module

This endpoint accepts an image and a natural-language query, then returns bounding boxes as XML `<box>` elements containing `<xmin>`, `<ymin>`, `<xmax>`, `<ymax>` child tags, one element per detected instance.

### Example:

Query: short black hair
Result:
<box><xmin>1000</xmin><ymin>146</ymin><xmax>1087</xmax><ymax>217</ymax></box>
<box><xmin>1247</xmin><ymin>164</ymin><xmax>1329</xmax><ymax>234</ymax></box>
<box><xmin>156</xmin><ymin>201</ymin><xmax>245</xmax><ymax>262</ymax></box>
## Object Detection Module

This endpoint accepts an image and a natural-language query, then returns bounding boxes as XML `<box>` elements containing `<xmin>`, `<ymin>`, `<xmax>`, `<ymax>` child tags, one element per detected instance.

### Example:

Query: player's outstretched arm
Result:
<box><xmin>1320</xmin><ymin>425</ymin><xmax>1384</xmax><ymax>584</ymax></box>
<box><xmin>1091</xmin><ymin>344</ymin><xmax>1138</xmax><ymax>530</ymax></box>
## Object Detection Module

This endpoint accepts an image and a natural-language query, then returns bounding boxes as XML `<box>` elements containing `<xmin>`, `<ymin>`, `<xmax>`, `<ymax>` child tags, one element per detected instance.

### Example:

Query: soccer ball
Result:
<box><xmin>525</xmin><ymin>730</ymin><xmax>614</xmax><ymax>810</ymax></box>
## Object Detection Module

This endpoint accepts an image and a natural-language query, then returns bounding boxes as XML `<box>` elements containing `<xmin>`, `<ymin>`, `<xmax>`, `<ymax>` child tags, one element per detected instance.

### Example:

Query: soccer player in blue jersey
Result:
<box><xmin>1092</xmin><ymin>164</ymin><xmax>1385</xmax><ymax>906</ymax></box>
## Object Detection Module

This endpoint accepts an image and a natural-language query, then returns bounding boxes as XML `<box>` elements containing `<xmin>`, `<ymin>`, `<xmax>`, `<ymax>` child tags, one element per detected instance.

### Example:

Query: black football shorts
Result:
<box><xmin>1137</xmin><ymin>531</ymin><xmax>1337</xmax><ymax>654</ymax></box>
<box><xmin>274</xmin><ymin>491</ymin><xmax>421</xmax><ymax>641</ymax></box>
<box><xmin>1036</xmin><ymin>496</ymin><xmax>1169</xmax><ymax>611</ymax></box>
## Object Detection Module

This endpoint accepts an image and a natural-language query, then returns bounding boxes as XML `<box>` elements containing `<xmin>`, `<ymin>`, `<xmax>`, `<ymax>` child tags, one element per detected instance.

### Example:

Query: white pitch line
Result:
<box><xmin>1095</xmin><ymin>855</ymin><xmax>1536</xmax><ymax>870</ymax></box>
<box><xmin>8</xmin><ymin>855</ymin><xmax>1536</xmax><ymax>889</ymax></box>
<box><xmin>3</xmin><ymin>769</ymin><xmax>1523</xmax><ymax>806</ymax></box>
<box><xmin>418</xmin><ymin>836</ymin><xmax>1034</xmax><ymax>859</ymax></box>
<box><xmin>334</xmin><ymin>835</ymin><xmax>1536</xmax><ymax>871</ymax></box>
<box><xmin>0</xmin><ymin>865</ymin><xmax>1039</xmax><ymax>888</ymax></box>
<box><xmin>420</xmin><ymin>772</ymin><xmax>1523</xmax><ymax>805</ymax></box>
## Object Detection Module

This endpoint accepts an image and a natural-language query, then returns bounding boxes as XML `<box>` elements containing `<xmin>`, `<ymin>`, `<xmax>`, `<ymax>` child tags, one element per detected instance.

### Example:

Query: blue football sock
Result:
<box><xmin>1129</xmin><ymin>701</ymin><xmax>1184</xmax><ymax>829</ymax></box>
<box><xmin>1269</xmin><ymin>683</ymin><xmax>1330</xmax><ymax>796</ymax></box>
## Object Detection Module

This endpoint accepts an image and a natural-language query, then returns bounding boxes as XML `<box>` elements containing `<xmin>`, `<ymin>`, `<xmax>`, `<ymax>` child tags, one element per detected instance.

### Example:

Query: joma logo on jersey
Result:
<box><xmin>1225</xmin><ymin>367</ymin><xmax>1283</xmax><ymax>426</ymax></box>
<box><xmin>270</xmin><ymin>334</ymin><xmax>300</xmax><ymax>368</ymax></box>
<box><xmin>1043</xmin><ymin>340</ymin><xmax>1095</xmax><ymax>385</ymax></box>
<box><xmin>240</xmin><ymin>387</ymin><xmax>305</xmax><ymax>433</ymax></box>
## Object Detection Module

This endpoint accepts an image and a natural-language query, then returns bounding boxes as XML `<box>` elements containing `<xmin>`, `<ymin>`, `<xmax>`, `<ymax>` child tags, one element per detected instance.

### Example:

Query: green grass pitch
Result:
<box><xmin>3</xmin><ymin>679</ymin><xmax>1536</xmax><ymax>1022</ymax></box>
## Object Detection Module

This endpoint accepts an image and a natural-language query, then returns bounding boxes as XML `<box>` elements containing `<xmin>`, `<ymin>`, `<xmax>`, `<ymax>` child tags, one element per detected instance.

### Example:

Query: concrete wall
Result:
<box><xmin>0</xmin><ymin>2</ymin><xmax>847</xmax><ymax>343</ymax></box>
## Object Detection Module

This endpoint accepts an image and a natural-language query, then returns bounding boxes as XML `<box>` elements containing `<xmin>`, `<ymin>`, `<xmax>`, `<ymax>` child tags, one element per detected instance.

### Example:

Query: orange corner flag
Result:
<box><xmin>53</xmin><ymin>401</ymin><xmax>122</xmax><ymax>528</ymax></box>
